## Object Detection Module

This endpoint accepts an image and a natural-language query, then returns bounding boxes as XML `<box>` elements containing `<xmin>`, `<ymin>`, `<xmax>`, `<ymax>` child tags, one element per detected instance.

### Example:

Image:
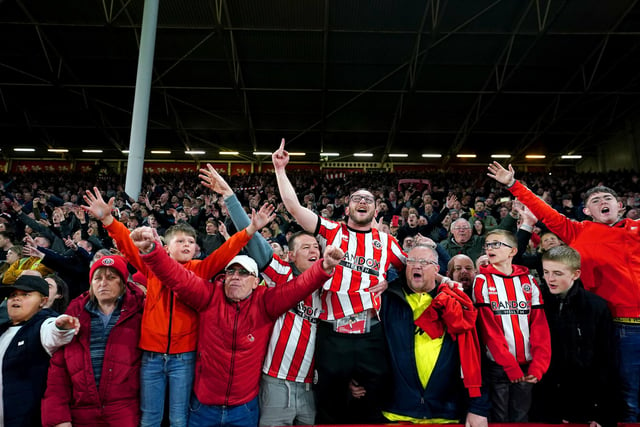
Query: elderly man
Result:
<box><xmin>131</xmin><ymin>226</ymin><xmax>343</xmax><ymax>427</ymax></box>
<box><xmin>377</xmin><ymin>245</ymin><xmax>489</xmax><ymax>425</ymax></box>
<box><xmin>439</xmin><ymin>219</ymin><xmax>484</xmax><ymax>263</ymax></box>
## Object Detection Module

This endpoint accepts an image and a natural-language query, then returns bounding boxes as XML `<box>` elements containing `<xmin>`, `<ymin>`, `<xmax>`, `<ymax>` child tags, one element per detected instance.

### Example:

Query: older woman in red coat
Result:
<box><xmin>42</xmin><ymin>255</ymin><xmax>145</xmax><ymax>427</ymax></box>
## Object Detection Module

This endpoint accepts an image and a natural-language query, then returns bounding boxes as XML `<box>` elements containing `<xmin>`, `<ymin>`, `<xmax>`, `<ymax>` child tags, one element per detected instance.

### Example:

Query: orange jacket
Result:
<box><xmin>105</xmin><ymin>220</ymin><xmax>251</xmax><ymax>354</ymax></box>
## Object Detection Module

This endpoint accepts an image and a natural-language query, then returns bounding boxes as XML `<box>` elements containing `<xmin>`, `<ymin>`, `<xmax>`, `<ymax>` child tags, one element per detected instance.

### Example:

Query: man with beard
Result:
<box><xmin>447</xmin><ymin>254</ymin><xmax>476</xmax><ymax>297</ymax></box>
<box><xmin>272</xmin><ymin>139</ymin><xmax>406</xmax><ymax>424</ymax></box>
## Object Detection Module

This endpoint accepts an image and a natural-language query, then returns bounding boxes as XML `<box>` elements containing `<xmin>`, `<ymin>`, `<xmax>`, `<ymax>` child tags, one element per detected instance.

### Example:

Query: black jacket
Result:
<box><xmin>532</xmin><ymin>281</ymin><xmax>616</xmax><ymax>425</ymax></box>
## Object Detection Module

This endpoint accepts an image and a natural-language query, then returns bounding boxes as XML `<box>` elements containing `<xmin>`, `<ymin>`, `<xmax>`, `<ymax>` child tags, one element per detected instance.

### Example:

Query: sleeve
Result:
<box><xmin>262</xmin><ymin>259</ymin><xmax>331</xmax><ymax>319</ymax></box>
<box><xmin>496</xmin><ymin>213</ymin><xmax>517</xmax><ymax>233</ymax></box>
<box><xmin>141</xmin><ymin>244</ymin><xmax>214</xmax><ymax>311</ymax></box>
<box><xmin>224</xmin><ymin>194</ymin><xmax>274</xmax><ymax>270</ymax></box>
<box><xmin>192</xmin><ymin>226</ymin><xmax>253</xmax><ymax>279</ymax></box>
<box><xmin>525</xmin><ymin>297</ymin><xmax>551</xmax><ymax>380</ymax></box>
<box><xmin>40</xmin><ymin>317</ymin><xmax>76</xmax><ymax>356</ymax></box>
<box><xmin>476</xmin><ymin>306</ymin><xmax>524</xmax><ymax>380</ymax></box>
<box><xmin>509</xmin><ymin>181</ymin><xmax>582</xmax><ymax>244</ymax></box>
<box><xmin>104</xmin><ymin>219</ymin><xmax>148</xmax><ymax>275</ymax></box>
<box><xmin>41</xmin><ymin>349</ymin><xmax>73</xmax><ymax>427</ymax></box>
<box><xmin>2</xmin><ymin>259</ymin><xmax>22</xmax><ymax>284</ymax></box>
<box><xmin>387</xmin><ymin>234</ymin><xmax>407</xmax><ymax>272</ymax></box>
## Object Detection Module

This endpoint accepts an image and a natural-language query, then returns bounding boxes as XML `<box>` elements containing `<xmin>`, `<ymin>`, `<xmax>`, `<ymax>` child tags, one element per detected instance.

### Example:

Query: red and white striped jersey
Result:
<box><xmin>472</xmin><ymin>264</ymin><xmax>543</xmax><ymax>364</ymax></box>
<box><xmin>260</xmin><ymin>255</ymin><xmax>323</xmax><ymax>383</ymax></box>
<box><xmin>316</xmin><ymin>216</ymin><xmax>406</xmax><ymax>320</ymax></box>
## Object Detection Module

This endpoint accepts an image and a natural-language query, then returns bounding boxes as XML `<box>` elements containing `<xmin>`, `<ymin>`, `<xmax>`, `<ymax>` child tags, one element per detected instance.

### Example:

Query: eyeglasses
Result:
<box><xmin>453</xmin><ymin>226</ymin><xmax>471</xmax><ymax>231</ymax></box>
<box><xmin>225</xmin><ymin>268</ymin><xmax>253</xmax><ymax>277</ymax></box>
<box><xmin>482</xmin><ymin>241</ymin><xmax>513</xmax><ymax>250</ymax></box>
<box><xmin>406</xmin><ymin>258</ymin><xmax>439</xmax><ymax>267</ymax></box>
<box><xmin>350</xmin><ymin>195</ymin><xmax>375</xmax><ymax>204</ymax></box>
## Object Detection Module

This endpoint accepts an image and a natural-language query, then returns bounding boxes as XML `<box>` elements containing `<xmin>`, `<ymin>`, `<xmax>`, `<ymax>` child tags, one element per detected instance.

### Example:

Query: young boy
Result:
<box><xmin>83</xmin><ymin>187</ymin><xmax>269</xmax><ymax>426</ymax></box>
<box><xmin>532</xmin><ymin>246</ymin><xmax>615</xmax><ymax>426</ymax></box>
<box><xmin>472</xmin><ymin>229</ymin><xmax>551</xmax><ymax>422</ymax></box>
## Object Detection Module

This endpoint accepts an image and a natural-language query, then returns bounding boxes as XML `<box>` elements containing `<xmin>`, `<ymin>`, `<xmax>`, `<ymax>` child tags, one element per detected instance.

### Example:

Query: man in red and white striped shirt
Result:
<box><xmin>273</xmin><ymin>139</ymin><xmax>406</xmax><ymax>424</ymax></box>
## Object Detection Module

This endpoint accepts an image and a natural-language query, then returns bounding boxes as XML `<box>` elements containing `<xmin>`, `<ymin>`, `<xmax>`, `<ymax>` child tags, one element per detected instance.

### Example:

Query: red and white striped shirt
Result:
<box><xmin>261</xmin><ymin>255</ymin><xmax>323</xmax><ymax>383</ymax></box>
<box><xmin>316</xmin><ymin>216</ymin><xmax>406</xmax><ymax>320</ymax></box>
<box><xmin>472</xmin><ymin>264</ymin><xmax>543</xmax><ymax>364</ymax></box>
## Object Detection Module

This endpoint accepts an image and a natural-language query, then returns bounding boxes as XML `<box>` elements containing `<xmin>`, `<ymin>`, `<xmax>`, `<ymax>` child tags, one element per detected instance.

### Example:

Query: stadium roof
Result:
<box><xmin>2</xmin><ymin>0</ymin><xmax>639</xmax><ymax>167</ymax></box>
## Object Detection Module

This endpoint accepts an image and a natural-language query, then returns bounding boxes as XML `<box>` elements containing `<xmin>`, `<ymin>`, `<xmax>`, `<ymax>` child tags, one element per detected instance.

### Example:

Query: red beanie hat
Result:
<box><xmin>90</xmin><ymin>255</ymin><xmax>130</xmax><ymax>283</ymax></box>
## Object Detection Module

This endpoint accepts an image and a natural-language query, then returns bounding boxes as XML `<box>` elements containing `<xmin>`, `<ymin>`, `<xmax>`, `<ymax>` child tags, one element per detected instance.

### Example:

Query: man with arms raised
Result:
<box><xmin>272</xmin><ymin>139</ymin><xmax>406</xmax><ymax>424</ymax></box>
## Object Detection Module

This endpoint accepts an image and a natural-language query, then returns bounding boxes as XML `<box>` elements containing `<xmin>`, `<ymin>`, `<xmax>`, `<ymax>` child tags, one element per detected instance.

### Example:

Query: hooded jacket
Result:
<box><xmin>473</xmin><ymin>263</ymin><xmax>551</xmax><ymax>381</ymax></box>
<box><xmin>41</xmin><ymin>283</ymin><xmax>145</xmax><ymax>427</ymax></box>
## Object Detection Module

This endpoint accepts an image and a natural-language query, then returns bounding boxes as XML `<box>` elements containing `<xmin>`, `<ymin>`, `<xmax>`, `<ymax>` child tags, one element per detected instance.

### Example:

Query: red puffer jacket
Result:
<box><xmin>141</xmin><ymin>244</ymin><xmax>332</xmax><ymax>406</ymax></box>
<box><xmin>41</xmin><ymin>283</ymin><xmax>145</xmax><ymax>427</ymax></box>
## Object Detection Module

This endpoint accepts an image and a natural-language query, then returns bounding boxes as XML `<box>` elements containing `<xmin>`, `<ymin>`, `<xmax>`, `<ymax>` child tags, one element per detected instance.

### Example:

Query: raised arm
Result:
<box><xmin>131</xmin><ymin>227</ymin><xmax>213</xmax><ymax>311</ymax></box>
<box><xmin>272</xmin><ymin>138</ymin><xmax>318</xmax><ymax>232</ymax></box>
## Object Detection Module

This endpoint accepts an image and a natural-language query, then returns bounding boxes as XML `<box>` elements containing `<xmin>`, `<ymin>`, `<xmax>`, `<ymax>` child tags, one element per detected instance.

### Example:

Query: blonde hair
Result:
<box><xmin>485</xmin><ymin>229</ymin><xmax>517</xmax><ymax>248</ymax></box>
<box><xmin>542</xmin><ymin>246</ymin><xmax>581</xmax><ymax>271</ymax></box>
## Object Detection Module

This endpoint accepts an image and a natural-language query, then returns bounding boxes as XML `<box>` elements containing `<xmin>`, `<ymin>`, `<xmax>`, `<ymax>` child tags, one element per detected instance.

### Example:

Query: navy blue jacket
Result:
<box><xmin>381</xmin><ymin>279</ymin><xmax>489</xmax><ymax>421</ymax></box>
<box><xmin>0</xmin><ymin>308</ymin><xmax>57</xmax><ymax>427</ymax></box>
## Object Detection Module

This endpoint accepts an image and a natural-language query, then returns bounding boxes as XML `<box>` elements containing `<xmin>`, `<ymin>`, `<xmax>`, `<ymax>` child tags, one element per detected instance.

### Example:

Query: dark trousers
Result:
<box><xmin>485</xmin><ymin>360</ymin><xmax>533</xmax><ymax>422</ymax></box>
<box><xmin>314</xmin><ymin>321</ymin><xmax>390</xmax><ymax>424</ymax></box>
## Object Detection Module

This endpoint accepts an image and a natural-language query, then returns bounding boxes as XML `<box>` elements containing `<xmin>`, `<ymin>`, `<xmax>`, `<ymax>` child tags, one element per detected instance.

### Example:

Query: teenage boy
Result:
<box><xmin>532</xmin><ymin>246</ymin><xmax>615</xmax><ymax>426</ymax></box>
<box><xmin>488</xmin><ymin>161</ymin><xmax>640</xmax><ymax>421</ymax></box>
<box><xmin>83</xmin><ymin>187</ymin><xmax>270</xmax><ymax>427</ymax></box>
<box><xmin>472</xmin><ymin>229</ymin><xmax>551</xmax><ymax>422</ymax></box>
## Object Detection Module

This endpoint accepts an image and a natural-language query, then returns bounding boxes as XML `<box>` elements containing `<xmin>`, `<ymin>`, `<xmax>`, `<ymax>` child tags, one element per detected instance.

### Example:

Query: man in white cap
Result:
<box><xmin>130</xmin><ymin>226</ymin><xmax>345</xmax><ymax>427</ymax></box>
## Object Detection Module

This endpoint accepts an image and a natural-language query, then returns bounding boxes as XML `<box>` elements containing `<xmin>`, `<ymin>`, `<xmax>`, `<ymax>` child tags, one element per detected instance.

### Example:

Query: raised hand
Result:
<box><xmin>248</xmin><ymin>203</ymin><xmax>277</xmax><ymax>234</ymax></box>
<box><xmin>63</xmin><ymin>236</ymin><xmax>78</xmax><ymax>251</ymax></box>
<box><xmin>513</xmin><ymin>200</ymin><xmax>537</xmax><ymax>226</ymax></box>
<box><xmin>82</xmin><ymin>187</ymin><xmax>115</xmax><ymax>224</ymax></box>
<box><xmin>55</xmin><ymin>314</ymin><xmax>81</xmax><ymax>335</ymax></box>
<box><xmin>487</xmin><ymin>161</ymin><xmax>516</xmax><ymax>186</ymax></box>
<box><xmin>130</xmin><ymin>226</ymin><xmax>161</xmax><ymax>253</ymax></box>
<box><xmin>199</xmin><ymin>163</ymin><xmax>233</xmax><ymax>197</ymax></box>
<box><xmin>445</xmin><ymin>193</ymin><xmax>458</xmax><ymax>209</ymax></box>
<box><xmin>272</xmin><ymin>138</ymin><xmax>290</xmax><ymax>170</ymax></box>
<box><xmin>322</xmin><ymin>245</ymin><xmax>345</xmax><ymax>272</ymax></box>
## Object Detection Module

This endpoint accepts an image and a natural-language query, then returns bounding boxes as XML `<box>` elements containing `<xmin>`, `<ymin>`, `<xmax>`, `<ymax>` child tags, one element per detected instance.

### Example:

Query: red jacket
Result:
<box><xmin>141</xmin><ymin>244</ymin><xmax>332</xmax><ymax>406</ymax></box>
<box><xmin>105</xmin><ymin>219</ymin><xmax>251</xmax><ymax>353</ymax></box>
<box><xmin>414</xmin><ymin>284</ymin><xmax>482</xmax><ymax>398</ymax></box>
<box><xmin>510</xmin><ymin>180</ymin><xmax>640</xmax><ymax>318</ymax></box>
<box><xmin>41</xmin><ymin>283</ymin><xmax>145</xmax><ymax>427</ymax></box>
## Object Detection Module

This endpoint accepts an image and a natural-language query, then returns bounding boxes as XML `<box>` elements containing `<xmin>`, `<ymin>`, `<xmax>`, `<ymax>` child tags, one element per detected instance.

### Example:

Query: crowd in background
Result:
<box><xmin>0</xmin><ymin>165</ymin><xmax>639</xmax><ymax>426</ymax></box>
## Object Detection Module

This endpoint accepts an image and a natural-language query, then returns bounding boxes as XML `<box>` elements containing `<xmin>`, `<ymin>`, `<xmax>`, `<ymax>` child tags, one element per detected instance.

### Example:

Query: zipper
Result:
<box><xmin>166</xmin><ymin>293</ymin><xmax>174</xmax><ymax>354</ymax></box>
<box><xmin>225</xmin><ymin>303</ymin><xmax>240</xmax><ymax>405</ymax></box>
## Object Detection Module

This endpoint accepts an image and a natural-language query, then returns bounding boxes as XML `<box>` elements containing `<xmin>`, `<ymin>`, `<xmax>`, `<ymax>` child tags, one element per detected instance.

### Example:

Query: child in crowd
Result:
<box><xmin>532</xmin><ymin>246</ymin><xmax>615</xmax><ymax>426</ymax></box>
<box><xmin>83</xmin><ymin>187</ymin><xmax>268</xmax><ymax>426</ymax></box>
<box><xmin>472</xmin><ymin>229</ymin><xmax>551</xmax><ymax>422</ymax></box>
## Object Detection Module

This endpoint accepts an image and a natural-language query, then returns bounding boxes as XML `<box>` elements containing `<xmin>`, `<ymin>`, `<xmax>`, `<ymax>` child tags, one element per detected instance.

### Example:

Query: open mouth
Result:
<box><xmin>308</xmin><ymin>256</ymin><xmax>318</xmax><ymax>262</ymax></box>
<box><xmin>601</xmin><ymin>207</ymin><xmax>610</xmax><ymax>214</ymax></box>
<box><xmin>412</xmin><ymin>270</ymin><xmax>423</xmax><ymax>280</ymax></box>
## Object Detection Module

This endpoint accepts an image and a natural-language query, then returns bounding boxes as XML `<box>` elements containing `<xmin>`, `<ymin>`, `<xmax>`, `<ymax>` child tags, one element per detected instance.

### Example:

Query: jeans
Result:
<box><xmin>189</xmin><ymin>394</ymin><xmax>259</xmax><ymax>427</ymax></box>
<box><xmin>258</xmin><ymin>374</ymin><xmax>315</xmax><ymax>426</ymax></box>
<box><xmin>140</xmin><ymin>351</ymin><xmax>196</xmax><ymax>427</ymax></box>
<box><xmin>616</xmin><ymin>323</ymin><xmax>640</xmax><ymax>421</ymax></box>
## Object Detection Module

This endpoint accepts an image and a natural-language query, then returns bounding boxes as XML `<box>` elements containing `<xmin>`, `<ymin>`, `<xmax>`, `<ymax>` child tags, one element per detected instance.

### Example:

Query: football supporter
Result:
<box><xmin>272</xmin><ymin>139</ymin><xmax>406</xmax><ymax>423</ymax></box>
<box><xmin>130</xmin><ymin>226</ymin><xmax>344</xmax><ymax>427</ymax></box>
<box><xmin>488</xmin><ymin>161</ymin><xmax>640</xmax><ymax>421</ymax></box>
<box><xmin>472</xmin><ymin>229</ymin><xmax>551</xmax><ymax>422</ymax></box>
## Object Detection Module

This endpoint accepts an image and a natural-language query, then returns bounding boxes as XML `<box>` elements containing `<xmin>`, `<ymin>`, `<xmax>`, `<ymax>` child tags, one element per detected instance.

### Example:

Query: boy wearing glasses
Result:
<box><xmin>472</xmin><ymin>229</ymin><xmax>551</xmax><ymax>422</ymax></box>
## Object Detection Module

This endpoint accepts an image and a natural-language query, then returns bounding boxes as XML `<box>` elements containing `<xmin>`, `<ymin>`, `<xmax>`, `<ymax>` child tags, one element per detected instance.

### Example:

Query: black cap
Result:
<box><xmin>0</xmin><ymin>275</ymin><xmax>49</xmax><ymax>299</ymax></box>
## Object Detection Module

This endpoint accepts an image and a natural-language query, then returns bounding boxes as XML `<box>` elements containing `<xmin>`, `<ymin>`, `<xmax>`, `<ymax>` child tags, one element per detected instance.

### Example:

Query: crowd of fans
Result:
<box><xmin>0</xmin><ymin>163</ymin><xmax>639</xmax><ymax>426</ymax></box>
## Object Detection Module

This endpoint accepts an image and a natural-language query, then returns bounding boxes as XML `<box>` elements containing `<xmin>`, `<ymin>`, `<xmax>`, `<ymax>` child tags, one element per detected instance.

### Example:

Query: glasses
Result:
<box><xmin>483</xmin><ymin>241</ymin><xmax>513</xmax><ymax>250</ymax></box>
<box><xmin>406</xmin><ymin>258</ymin><xmax>439</xmax><ymax>267</ymax></box>
<box><xmin>225</xmin><ymin>268</ymin><xmax>253</xmax><ymax>277</ymax></box>
<box><xmin>453</xmin><ymin>226</ymin><xmax>471</xmax><ymax>231</ymax></box>
<box><xmin>350</xmin><ymin>195</ymin><xmax>375</xmax><ymax>204</ymax></box>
